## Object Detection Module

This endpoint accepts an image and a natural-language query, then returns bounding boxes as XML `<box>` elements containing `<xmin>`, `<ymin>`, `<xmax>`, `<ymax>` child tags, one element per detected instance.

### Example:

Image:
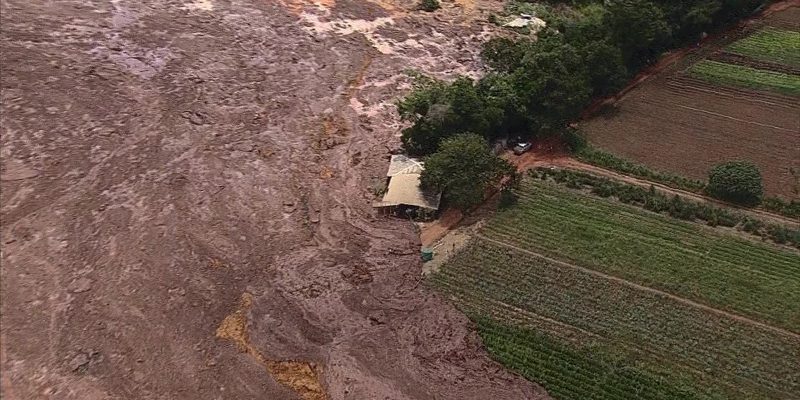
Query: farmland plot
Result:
<box><xmin>483</xmin><ymin>180</ymin><xmax>800</xmax><ymax>331</ymax></box>
<box><xmin>582</xmin><ymin>5</ymin><xmax>800</xmax><ymax>199</ymax></box>
<box><xmin>689</xmin><ymin>60</ymin><xmax>800</xmax><ymax>95</ymax></box>
<box><xmin>726</xmin><ymin>28</ymin><xmax>800</xmax><ymax>67</ymax></box>
<box><xmin>429</xmin><ymin>180</ymin><xmax>800</xmax><ymax>399</ymax></box>
<box><xmin>431</xmin><ymin>241</ymin><xmax>800</xmax><ymax>399</ymax></box>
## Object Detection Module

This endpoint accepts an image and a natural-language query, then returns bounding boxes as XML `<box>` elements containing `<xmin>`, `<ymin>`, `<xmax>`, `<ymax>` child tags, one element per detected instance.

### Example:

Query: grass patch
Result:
<box><xmin>727</xmin><ymin>28</ymin><xmax>800</xmax><ymax>67</ymax></box>
<box><xmin>688</xmin><ymin>60</ymin><xmax>800</xmax><ymax>95</ymax></box>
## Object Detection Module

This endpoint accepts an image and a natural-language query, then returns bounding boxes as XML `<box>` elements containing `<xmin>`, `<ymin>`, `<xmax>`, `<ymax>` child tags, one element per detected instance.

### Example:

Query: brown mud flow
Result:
<box><xmin>0</xmin><ymin>0</ymin><xmax>548</xmax><ymax>399</ymax></box>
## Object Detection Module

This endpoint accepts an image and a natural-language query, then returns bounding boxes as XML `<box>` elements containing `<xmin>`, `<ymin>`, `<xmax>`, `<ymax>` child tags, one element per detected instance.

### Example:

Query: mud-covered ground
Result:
<box><xmin>0</xmin><ymin>0</ymin><xmax>549</xmax><ymax>399</ymax></box>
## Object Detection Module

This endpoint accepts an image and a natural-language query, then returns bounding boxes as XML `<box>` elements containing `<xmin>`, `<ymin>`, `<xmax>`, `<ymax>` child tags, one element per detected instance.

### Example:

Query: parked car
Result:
<box><xmin>513</xmin><ymin>142</ymin><xmax>532</xmax><ymax>155</ymax></box>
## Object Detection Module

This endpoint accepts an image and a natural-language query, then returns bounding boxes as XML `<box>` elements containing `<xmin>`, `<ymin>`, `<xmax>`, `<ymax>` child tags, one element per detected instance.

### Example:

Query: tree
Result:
<box><xmin>575</xmin><ymin>39</ymin><xmax>629</xmax><ymax>97</ymax></box>
<box><xmin>510</xmin><ymin>34</ymin><xmax>591</xmax><ymax>136</ymax></box>
<box><xmin>399</xmin><ymin>77</ymin><xmax>497</xmax><ymax>155</ymax></box>
<box><xmin>421</xmin><ymin>133</ymin><xmax>516</xmax><ymax>211</ymax></box>
<box><xmin>706</xmin><ymin>161</ymin><xmax>764</xmax><ymax>206</ymax></box>
<box><xmin>605</xmin><ymin>0</ymin><xmax>672</xmax><ymax>68</ymax></box>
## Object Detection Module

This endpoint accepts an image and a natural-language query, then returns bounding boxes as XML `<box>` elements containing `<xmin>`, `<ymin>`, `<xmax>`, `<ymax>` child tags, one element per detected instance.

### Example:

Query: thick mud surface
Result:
<box><xmin>0</xmin><ymin>1</ymin><xmax>548</xmax><ymax>399</ymax></box>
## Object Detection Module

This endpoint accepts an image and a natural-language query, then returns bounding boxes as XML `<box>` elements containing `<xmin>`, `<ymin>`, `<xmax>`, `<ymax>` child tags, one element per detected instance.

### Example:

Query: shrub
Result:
<box><xmin>706</xmin><ymin>161</ymin><xmax>764</xmax><ymax>206</ymax></box>
<box><xmin>762</xmin><ymin>197</ymin><xmax>800</xmax><ymax>219</ymax></box>
<box><xmin>418</xmin><ymin>0</ymin><xmax>440</xmax><ymax>12</ymax></box>
<box><xmin>499</xmin><ymin>188</ymin><xmax>518</xmax><ymax>209</ymax></box>
<box><xmin>561</xmin><ymin>128</ymin><xmax>587</xmax><ymax>152</ymax></box>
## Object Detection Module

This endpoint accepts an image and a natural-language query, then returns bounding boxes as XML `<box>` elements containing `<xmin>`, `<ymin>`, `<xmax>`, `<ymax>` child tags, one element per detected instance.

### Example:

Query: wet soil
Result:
<box><xmin>0</xmin><ymin>1</ymin><xmax>549</xmax><ymax>399</ymax></box>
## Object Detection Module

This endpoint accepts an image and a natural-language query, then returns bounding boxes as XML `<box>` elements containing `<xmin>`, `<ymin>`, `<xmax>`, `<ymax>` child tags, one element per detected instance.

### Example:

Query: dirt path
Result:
<box><xmin>477</xmin><ymin>235</ymin><xmax>800</xmax><ymax>340</ymax></box>
<box><xmin>0</xmin><ymin>1</ymin><xmax>548</xmax><ymax>399</ymax></box>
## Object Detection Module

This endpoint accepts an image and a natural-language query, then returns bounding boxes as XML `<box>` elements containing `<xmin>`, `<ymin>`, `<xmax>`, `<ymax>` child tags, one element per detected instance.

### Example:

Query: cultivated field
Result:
<box><xmin>726</xmin><ymin>27</ymin><xmax>800</xmax><ymax>67</ymax></box>
<box><xmin>429</xmin><ymin>179</ymin><xmax>800</xmax><ymax>399</ymax></box>
<box><xmin>582</xmin><ymin>5</ymin><xmax>800</xmax><ymax>199</ymax></box>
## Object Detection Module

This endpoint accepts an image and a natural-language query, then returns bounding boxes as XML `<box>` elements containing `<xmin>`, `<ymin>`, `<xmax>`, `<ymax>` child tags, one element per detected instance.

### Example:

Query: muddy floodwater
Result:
<box><xmin>0</xmin><ymin>0</ymin><xmax>548</xmax><ymax>399</ymax></box>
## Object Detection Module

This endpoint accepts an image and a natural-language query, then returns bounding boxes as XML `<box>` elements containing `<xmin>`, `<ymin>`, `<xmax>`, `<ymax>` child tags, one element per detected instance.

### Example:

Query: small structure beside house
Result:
<box><xmin>373</xmin><ymin>155</ymin><xmax>441</xmax><ymax>215</ymax></box>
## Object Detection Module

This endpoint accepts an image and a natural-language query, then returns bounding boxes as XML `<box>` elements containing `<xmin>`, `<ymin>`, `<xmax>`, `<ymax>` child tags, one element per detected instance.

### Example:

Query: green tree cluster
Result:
<box><xmin>398</xmin><ymin>0</ymin><xmax>766</xmax><ymax>157</ymax></box>
<box><xmin>420</xmin><ymin>133</ymin><xmax>516</xmax><ymax>211</ymax></box>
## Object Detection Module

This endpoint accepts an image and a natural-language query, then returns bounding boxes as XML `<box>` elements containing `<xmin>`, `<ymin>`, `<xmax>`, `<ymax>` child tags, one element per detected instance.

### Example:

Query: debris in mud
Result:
<box><xmin>68</xmin><ymin>350</ymin><xmax>102</xmax><ymax>373</ymax></box>
<box><xmin>68</xmin><ymin>277</ymin><xmax>93</xmax><ymax>293</ymax></box>
<box><xmin>180</xmin><ymin>110</ymin><xmax>209</xmax><ymax>125</ymax></box>
<box><xmin>216</xmin><ymin>293</ymin><xmax>327</xmax><ymax>400</ymax></box>
<box><xmin>257</xmin><ymin>146</ymin><xmax>275</xmax><ymax>158</ymax></box>
<box><xmin>341</xmin><ymin>264</ymin><xmax>374</xmax><ymax>286</ymax></box>
<box><xmin>319</xmin><ymin>166</ymin><xmax>334</xmax><ymax>179</ymax></box>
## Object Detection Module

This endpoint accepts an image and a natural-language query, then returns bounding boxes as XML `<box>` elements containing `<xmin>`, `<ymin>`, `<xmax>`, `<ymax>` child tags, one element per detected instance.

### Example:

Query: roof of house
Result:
<box><xmin>377</xmin><ymin>173</ymin><xmax>442</xmax><ymax>210</ymax></box>
<box><xmin>386</xmin><ymin>154</ymin><xmax>425</xmax><ymax>176</ymax></box>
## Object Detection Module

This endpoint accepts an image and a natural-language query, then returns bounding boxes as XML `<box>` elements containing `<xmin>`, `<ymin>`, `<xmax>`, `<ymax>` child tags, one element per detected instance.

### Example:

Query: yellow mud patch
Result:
<box><xmin>216</xmin><ymin>293</ymin><xmax>327</xmax><ymax>400</ymax></box>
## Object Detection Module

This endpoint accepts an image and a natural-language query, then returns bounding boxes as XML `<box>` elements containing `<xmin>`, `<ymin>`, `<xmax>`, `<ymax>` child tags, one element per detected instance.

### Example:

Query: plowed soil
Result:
<box><xmin>582</xmin><ymin>4</ymin><xmax>800</xmax><ymax>200</ymax></box>
<box><xmin>0</xmin><ymin>1</ymin><xmax>549</xmax><ymax>399</ymax></box>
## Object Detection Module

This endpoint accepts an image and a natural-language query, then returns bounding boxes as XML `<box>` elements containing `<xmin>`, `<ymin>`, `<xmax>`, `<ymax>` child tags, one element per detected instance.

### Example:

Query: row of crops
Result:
<box><xmin>484</xmin><ymin>180</ymin><xmax>800</xmax><ymax>332</ymax></box>
<box><xmin>428</xmin><ymin>180</ymin><xmax>800</xmax><ymax>399</ymax></box>
<box><xmin>688</xmin><ymin>60</ymin><xmax>800</xmax><ymax>95</ymax></box>
<box><xmin>688</xmin><ymin>27</ymin><xmax>800</xmax><ymax>95</ymax></box>
<box><xmin>726</xmin><ymin>28</ymin><xmax>800</xmax><ymax>67</ymax></box>
<box><xmin>429</xmin><ymin>239</ymin><xmax>800</xmax><ymax>399</ymax></box>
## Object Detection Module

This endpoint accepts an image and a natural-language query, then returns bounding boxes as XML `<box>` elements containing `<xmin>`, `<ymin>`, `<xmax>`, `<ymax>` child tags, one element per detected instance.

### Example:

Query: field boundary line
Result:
<box><xmin>676</xmin><ymin>104</ymin><xmax>797</xmax><ymax>132</ymax></box>
<box><xmin>476</xmin><ymin>235</ymin><xmax>800</xmax><ymax>340</ymax></box>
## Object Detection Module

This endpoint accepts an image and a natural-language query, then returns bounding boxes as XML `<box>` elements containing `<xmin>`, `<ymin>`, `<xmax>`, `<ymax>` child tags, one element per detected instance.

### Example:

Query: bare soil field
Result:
<box><xmin>582</xmin><ymin>5</ymin><xmax>800</xmax><ymax>199</ymax></box>
<box><xmin>0</xmin><ymin>1</ymin><xmax>549</xmax><ymax>399</ymax></box>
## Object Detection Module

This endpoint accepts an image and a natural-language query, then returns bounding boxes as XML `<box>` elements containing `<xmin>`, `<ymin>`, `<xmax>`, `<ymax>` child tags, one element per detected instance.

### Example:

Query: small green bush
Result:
<box><xmin>707</xmin><ymin>161</ymin><xmax>764</xmax><ymax>207</ymax></box>
<box><xmin>418</xmin><ymin>0</ymin><xmax>440</xmax><ymax>12</ymax></box>
<box><xmin>499</xmin><ymin>188</ymin><xmax>518</xmax><ymax>209</ymax></box>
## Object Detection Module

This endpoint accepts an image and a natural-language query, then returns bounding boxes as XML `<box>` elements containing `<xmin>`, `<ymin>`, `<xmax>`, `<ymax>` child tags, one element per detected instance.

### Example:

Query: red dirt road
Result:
<box><xmin>0</xmin><ymin>1</ymin><xmax>548</xmax><ymax>399</ymax></box>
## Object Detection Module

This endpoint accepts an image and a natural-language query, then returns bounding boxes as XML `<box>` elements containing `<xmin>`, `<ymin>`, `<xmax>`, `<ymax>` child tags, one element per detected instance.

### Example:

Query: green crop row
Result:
<box><xmin>530</xmin><ymin>167</ymin><xmax>800</xmax><ymax>248</ymax></box>
<box><xmin>688</xmin><ymin>60</ymin><xmax>800</xmax><ymax>95</ymax></box>
<box><xmin>474</xmin><ymin>317</ymin><xmax>728</xmax><ymax>400</ymax></box>
<box><xmin>727</xmin><ymin>28</ymin><xmax>800</xmax><ymax>67</ymax></box>
<box><xmin>573</xmin><ymin>146</ymin><xmax>800</xmax><ymax>219</ymax></box>
<box><xmin>429</xmin><ymin>240</ymin><xmax>800</xmax><ymax>399</ymax></box>
<box><xmin>484</xmin><ymin>178</ymin><xmax>800</xmax><ymax>331</ymax></box>
<box><xmin>574</xmin><ymin>146</ymin><xmax>707</xmax><ymax>193</ymax></box>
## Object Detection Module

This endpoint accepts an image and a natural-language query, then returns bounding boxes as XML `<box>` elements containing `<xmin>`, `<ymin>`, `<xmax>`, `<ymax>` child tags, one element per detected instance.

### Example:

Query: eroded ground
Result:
<box><xmin>0</xmin><ymin>0</ymin><xmax>548</xmax><ymax>399</ymax></box>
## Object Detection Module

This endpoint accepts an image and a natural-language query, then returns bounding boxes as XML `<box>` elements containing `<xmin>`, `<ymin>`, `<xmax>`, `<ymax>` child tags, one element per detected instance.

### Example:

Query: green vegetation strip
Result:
<box><xmin>688</xmin><ymin>60</ymin><xmax>800</xmax><ymax>95</ymax></box>
<box><xmin>430</xmin><ymin>240</ymin><xmax>800</xmax><ymax>399</ymax></box>
<box><xmin>574</xmin><ymin>145</ymin><xmax>800</xmax><ymax>219</ymax></box>
<box><xmin>484</xmin><ymin>180</ymin><xmax>800</xmax><ymax>331</ymax></box>
<box><xmin>574</xmin><ymin>146</ymin><xmax>706</xmax><ymax>193</ymax></box>
<box><xmin>531</xmin><ymin>168</ymin><xmax>799</xmax><ymax>247</ymax></box>
<box><xmin>727</xmin><ymin>28</ymin><xmax>800</xmax><ymax>67</ymax></box>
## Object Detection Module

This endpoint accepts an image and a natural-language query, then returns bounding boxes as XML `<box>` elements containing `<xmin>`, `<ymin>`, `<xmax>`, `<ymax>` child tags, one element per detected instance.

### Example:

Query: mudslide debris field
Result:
<box><xmin>0</xmin><ymin>0</ymin><xmax>548</xmax><ymax>399</ymax></box>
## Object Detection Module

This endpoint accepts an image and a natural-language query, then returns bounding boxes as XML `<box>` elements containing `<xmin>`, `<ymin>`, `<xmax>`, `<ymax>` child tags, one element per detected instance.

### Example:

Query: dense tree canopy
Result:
<box><xmin>398</xmin><ymin>0</ymin><xmax>767</xmax><ymax>157</ymax></box>
<box><xmin>420</xmin><ymin>133</ymin><xmax>516</xmax><ymax>211</ymax></box>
